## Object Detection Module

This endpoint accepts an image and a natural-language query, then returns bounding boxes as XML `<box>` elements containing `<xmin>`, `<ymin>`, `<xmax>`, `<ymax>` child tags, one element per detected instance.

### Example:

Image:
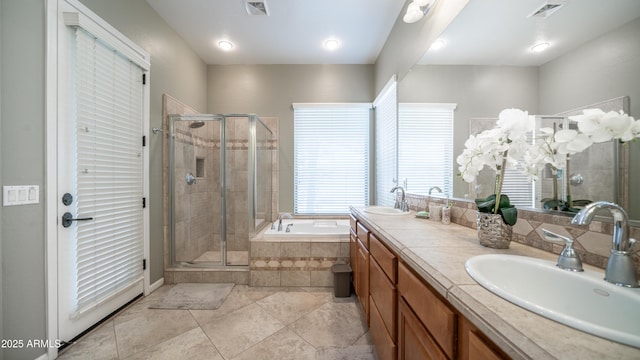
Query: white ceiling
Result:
<box><xmin>419</xmin><ymin>0</ymin><xmax>640</xmax><ymax>66</ymax></box>
<box><xmin>145</xmin><ymin>0</ymin><xmax>406</xmax><ymax>65</ymax></box>
<box><xmin>145</xmin><ymin>0</ymin><xmax>640</xmax><ymax>67</ymax></box>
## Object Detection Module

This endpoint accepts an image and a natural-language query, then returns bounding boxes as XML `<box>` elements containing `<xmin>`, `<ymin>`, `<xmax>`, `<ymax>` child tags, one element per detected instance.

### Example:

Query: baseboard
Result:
<box><xmin>149</xmin><ymin>277</ymin><xmax>164</xmax><ymax>293</ymax></box>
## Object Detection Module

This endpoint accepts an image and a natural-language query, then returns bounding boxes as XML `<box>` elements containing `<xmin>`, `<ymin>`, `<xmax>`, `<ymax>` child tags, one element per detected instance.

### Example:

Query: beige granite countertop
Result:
<box><xmin>350</xmin><ymin>207</ymin><xmax>640</xmax><ymax>360</ymax></box>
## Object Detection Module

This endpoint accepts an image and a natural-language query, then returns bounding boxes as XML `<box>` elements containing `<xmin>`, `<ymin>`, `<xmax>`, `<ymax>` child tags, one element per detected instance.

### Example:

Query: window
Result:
<box><xmin>398</xmin><ymin>103</ymin><xmax>456</xmax><ymax>197</ymax></box>
<box><xmin>293</xmin><ymin>103</ymin><xmax>370</xmax><ymax>214</ymax></box>
<box><xmin>374</xmin><ymin>77</ymin><xmax>398</xmax><ymax>206</ymax></box>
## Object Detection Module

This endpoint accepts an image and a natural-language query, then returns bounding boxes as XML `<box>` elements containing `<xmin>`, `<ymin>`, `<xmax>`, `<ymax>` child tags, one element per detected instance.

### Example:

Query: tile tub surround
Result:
<box><xmin>406</xmin><ymin>193</ymin><xmax>640</xmax><ymax>278</ymax></box>
<box><xmin>250</xmin><ymin>221</ymin><xmax>351</xmax><ymax>287</ymax></box>
<box><xmin>350</xmin><ymin>206</ymin><xmax>640</xmax><ymax>359</ymax></box>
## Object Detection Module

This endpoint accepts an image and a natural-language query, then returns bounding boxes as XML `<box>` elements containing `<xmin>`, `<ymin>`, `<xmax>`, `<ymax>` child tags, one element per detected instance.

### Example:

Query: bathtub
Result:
<box><xmin>262</xmin><ymin>219</ymin><xmax>350</xmax><ymax>236</ymax></box>
<box><xmin>250</xmin><ymin>218</ymin><xmax>351</xmax><ymax>287</ymax></box>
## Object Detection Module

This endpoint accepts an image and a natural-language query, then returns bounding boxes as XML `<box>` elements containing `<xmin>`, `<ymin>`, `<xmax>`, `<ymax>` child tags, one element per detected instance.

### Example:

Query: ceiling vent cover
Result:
<box><xmin>527</xmin><ymin>1</ymin><xmax>566</xmax><ymax>18</ymax></box>
<box><xmin>245</xmin><ymin>0</ymin><xmax>269</xmax><ymax>16</ymax></box>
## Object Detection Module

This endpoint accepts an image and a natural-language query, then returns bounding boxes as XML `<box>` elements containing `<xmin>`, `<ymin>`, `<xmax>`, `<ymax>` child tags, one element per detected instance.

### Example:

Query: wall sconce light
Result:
<box><xmin>403</xmin><ymin>0</ymin><xmax>437</xmax><ymax>23</ymax></box>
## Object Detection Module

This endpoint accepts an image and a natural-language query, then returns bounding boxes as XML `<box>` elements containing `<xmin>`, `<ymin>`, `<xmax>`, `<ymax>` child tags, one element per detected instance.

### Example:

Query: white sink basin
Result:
<box><xmin>363</xmin><ymin>206</ymin><xmax>410</xmax><ymax>215</ymax></box>
<box><xmin>465</xmin><ymin>254</ymin><xmax>640</xmax><ymax>348</ymax></box>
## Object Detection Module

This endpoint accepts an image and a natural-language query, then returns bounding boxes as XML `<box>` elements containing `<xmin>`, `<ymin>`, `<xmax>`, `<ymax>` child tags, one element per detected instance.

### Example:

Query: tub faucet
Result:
<box><xmin>277</xmin><ymin>212</ymin><xmax>292</xmax><ymax>231</ymax></box>
<box><xmin>390</xmin><ymin>186</ymin><xmax>409</xmax><ymax>212</ymax></box>
<box><xmin>571</xmin><ymin>201</ymin><xmax>638</xmax><ymax>287</ymax></box>
<box><xmin>428</xmin><ymin>186</ymin><xmax>443</xmax><ymax>196</ymax></box>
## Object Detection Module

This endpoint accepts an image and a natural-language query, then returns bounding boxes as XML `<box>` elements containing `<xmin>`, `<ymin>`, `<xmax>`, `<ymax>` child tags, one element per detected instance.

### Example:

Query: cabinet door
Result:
<box><xmin>350</xmin><ymin>230</ymin><xmax>358</xmax><ymax>293</ymax></box>
<box><xmin>398</xmin><ymin>262</ymin><xmax>456</xmax><ymax>358</ymax></box>
<box><xmin>356</xmin><ymin>238</ymin><xmax>369</xmax><ymax>323</ymax></box>
<box><xmin>370</xmin><ymin>295</ymin><xmax>397</xmax><ymax>360</ymax></box>
<box><xmin>398</xmin><ymin>298</ymin><xmax>448</xmax><ymax>360</ymax></box>
<box><xmin>459</xmin><ymin>317</ymin><xmax>508</xmax><ymax>360</ymax></box>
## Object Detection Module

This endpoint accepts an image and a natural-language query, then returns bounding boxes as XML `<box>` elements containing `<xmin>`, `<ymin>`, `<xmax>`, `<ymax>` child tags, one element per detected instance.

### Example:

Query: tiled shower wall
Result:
<box><xmin>406</xmin><ymin>193</ymin><xmax>640</xmax><ymax>277</ymax></box>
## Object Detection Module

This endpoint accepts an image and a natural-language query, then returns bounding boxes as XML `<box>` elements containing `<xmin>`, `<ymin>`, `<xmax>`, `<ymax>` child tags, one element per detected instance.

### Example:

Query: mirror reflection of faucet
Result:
<box><xmin>390</xmin><ymin>186</ymin><xmax>409</xmax><ymax>212</ymax></box>
<box><xmin>571</xmin><ymin>201</ymin><xmax>638</xmax><ymax>288</ymax></box>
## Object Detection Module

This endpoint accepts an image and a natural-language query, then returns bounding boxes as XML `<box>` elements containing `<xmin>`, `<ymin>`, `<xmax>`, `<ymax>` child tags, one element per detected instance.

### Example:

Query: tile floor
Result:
<box><xmin>58</xmin><ymin>285</ymin><xmax>377</xmax><ymax>360</ymax></box>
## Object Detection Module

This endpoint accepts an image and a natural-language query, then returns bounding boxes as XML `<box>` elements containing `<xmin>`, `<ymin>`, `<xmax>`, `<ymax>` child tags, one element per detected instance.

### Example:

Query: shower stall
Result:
<box><xmin>168</xmin><ymin>114</ymin><xmax>273</xmax><ymax>267</ymax></box>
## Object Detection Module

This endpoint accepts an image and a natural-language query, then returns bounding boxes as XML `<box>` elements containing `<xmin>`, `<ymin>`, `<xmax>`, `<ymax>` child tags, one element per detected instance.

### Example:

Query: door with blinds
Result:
<box><xmin>57</xmin><ymin>17</ymin><xmax>149</xmax><ymax>341</ymax></box>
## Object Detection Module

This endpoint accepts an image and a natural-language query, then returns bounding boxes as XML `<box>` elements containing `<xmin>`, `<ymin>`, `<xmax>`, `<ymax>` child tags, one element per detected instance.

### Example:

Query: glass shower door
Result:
<box><xmin>170</xmin><ymin>114</ymin><xmax>224</xmax><ymax>266</ymax></box>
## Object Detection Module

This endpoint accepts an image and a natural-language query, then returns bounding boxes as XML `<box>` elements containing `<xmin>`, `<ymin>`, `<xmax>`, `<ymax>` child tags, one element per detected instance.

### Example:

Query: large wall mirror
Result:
<box><xmin>397</xmin><ymin>0</ymin><xmax>640</xmax><ymax>224</ymax></box>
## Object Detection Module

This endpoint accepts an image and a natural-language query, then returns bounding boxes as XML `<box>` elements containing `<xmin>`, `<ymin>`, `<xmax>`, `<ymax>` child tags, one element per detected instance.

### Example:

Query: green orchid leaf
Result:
<box><xmin>499</xmin><ymin>206</ymin><xmax>518</xmax><ymax>226</ymax></box>
<box><xmin>476</xmin><ymin>199</ymin><xmax>496</xmax><ymax>213</ymax></box>
<box><xmin>498</xmin><ymin>194</ymin><xmax>511</xmax><ymax>209</ymax></box>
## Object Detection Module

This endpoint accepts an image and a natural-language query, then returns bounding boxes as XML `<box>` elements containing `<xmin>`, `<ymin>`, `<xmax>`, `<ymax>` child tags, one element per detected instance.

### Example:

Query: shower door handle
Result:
<box><xmin>62</xmin><ymin>212</ymin><xmax>94</xmax><ymax>228</ymax></box>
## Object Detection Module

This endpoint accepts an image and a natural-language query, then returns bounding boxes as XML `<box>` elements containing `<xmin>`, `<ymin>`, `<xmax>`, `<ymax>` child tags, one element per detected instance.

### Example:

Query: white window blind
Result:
<box><xmin>398</xmin><ymin>103</ymin><xmax>455</xmax><ymax>197</ymax></box>
<box><xmin>374</xmin><ymin>78</ymin><xmax>397</xmax><ymax>206</ymax></box>
<box><xmin>502</xmin><ymin>128</ymin><xmax>535</xmax><ymax>208</ymax></box>
<box><xmin>293</xmin><ymin>103</ymin><xmax>370</xmax><ymax>214</ymax></box>
<box><xmin>73</xmin><ymin>28</ymin><xmax>144</xmax><ymax>314</ymax></box>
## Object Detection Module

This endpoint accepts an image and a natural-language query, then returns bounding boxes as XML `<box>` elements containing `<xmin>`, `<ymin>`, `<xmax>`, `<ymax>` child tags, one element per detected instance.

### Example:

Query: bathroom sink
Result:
<box><xmin>465</xmin><ymin>254</ymin><xmax>640</xmax><ymax>348</ymax></box>
<box><xmin>364</xmin><ymin>206</ymin><xmax>410</xmax><ymax>215</ymax></box>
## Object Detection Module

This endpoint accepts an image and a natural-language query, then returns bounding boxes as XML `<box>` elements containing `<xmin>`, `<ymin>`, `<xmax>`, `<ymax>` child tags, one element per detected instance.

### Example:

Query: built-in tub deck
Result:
<box><xmin>250</xmin><ymin>219</ymin><xmax>351</xmax><ymax>287</ymax></box>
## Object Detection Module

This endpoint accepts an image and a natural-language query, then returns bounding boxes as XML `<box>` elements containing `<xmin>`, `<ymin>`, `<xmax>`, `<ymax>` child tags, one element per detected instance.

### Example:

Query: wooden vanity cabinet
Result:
<box><xmin>350</xmin><ymin>212</ymin><xmax>509</xmax><ymax>360</ymax></box>
<box><xmin>368</xmin><ymin>234</ymin><xmax>398</xmax><ymax>360</ymax></box>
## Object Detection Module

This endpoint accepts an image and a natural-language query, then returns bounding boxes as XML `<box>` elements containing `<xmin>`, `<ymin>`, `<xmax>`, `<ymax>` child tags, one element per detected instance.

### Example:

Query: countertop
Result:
<box><xmin>350</xmin><ymin>207</ymin><xmax>640</xmax><ymax>360</ymax></box>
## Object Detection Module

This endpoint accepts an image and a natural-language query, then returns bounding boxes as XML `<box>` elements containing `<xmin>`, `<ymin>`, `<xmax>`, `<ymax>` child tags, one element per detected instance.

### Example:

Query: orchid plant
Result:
<box><xmin>523</xmin><ymin>109</ymin><xmax>640</xmax><ymax>211</ymax></box>
<box><xmin>457</xmin><ymin>109</ymin><xmax>535</xmax><ymax>226</ymax></box>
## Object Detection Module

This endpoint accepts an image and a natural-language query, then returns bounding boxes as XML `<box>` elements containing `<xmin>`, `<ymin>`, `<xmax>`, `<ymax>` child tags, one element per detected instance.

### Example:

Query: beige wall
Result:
<box><xmin>207</xmin><ymin>64</ymin><xmax>375</xmax><ymax>213</ymax></box>
<box><xmin>79</xmin><ymin>0</ymin><xmax>209</xmax><ymax>283</ymax></box>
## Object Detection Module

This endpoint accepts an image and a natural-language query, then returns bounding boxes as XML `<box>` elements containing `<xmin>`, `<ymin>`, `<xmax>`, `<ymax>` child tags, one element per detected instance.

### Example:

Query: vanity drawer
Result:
<box><xmin>349</xmin><ymin>214</ymin><xmax>357</xmax><ymax>231</ymax></box>
<box><xmin>369</xmin><ymin>233</ymin><xmax>397</xmax><ymax>283</ymax></box>
<box><xmin>370</xmin><ymin>257</ymin><xmax>397</xmax><ymax>340</ymax></box>
<box><xmin>356</xmin><ymin>222</ymin><xmax>370</xmax><ymax>248</ymax></box>
<box><xmin>398</xmin><ymin>262</ymin><xmax>456</xmax><ymax>359</ymax></box>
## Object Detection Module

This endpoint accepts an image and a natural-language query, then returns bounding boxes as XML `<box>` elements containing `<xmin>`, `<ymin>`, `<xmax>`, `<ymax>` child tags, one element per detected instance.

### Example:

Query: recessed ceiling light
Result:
<box><xmin>531</xmin><ymin>42</ymin><xmax>550</xmax><ymax>53</ymax></box>
<box><xmin>324</xmin><ymin>39</ymin><xmax>340</xmax><ymax>51</ymax></box>
<box><xmin>430</xmin><ymin>40</ymin><xmax>445</xmax><ymax>51</ymax></box>
<box><xmin>218</xmin><ymin>40</ymin><xmax>234</xmax><ymax>51</ymax></box>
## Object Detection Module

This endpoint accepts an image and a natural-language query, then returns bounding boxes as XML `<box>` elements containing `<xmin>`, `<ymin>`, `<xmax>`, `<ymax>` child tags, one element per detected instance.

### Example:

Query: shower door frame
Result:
<box><xmin>169</xmin><ymin>114</ymin><xmax>228</xmax><ymax>267</ymax></box>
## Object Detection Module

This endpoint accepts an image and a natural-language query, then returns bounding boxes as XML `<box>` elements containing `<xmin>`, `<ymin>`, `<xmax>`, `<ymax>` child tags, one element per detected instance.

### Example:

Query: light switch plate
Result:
<box><xmin>3</xmin><ymin>185</ymin><xmax>39</xmax><ymax>206</ymax></box>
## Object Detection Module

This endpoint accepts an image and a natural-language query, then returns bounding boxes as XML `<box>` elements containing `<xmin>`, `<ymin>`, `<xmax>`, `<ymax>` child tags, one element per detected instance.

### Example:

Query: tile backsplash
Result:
<box><xmin>406</xmin><ymin>193</ymin><xmax>640</xmax><ymax>275</ymax></box>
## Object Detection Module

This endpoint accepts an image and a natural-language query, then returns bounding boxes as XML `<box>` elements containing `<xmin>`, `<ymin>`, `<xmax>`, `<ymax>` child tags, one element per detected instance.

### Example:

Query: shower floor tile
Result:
<box><xmin>192</xmin><ymin>250</ymin><xmax>249</xmax><ymax>265</ymax></box>
<box><xmin>58</xmin><ymin>285</ymin><xmax>376</xmax><ymax>360</ymax></box>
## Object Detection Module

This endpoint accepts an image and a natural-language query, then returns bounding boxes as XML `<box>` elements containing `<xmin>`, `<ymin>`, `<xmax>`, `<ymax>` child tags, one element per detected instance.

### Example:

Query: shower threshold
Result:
<box><xmin>179</xmin><ymin>251</ymin><xmax>249</xmax><ymax>267</ymax></box>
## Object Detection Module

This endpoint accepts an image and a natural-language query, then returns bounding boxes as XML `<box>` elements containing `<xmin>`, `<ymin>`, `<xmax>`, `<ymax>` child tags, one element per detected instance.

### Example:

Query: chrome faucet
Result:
<box><xmin>571</xmin><ymin>201</ymin><xmax>638</xmax><ymax>287</ymax></box>
<box><xmin>390</xmin><ymin>186</ymin><xmax>409</xmax><ymax>212</ymax></box>
<box><xmin>428</xmin><ymin>186</ymin><xmax>443</xmax><ymax>196</ymax></box>
<box><xmin>277</xmin><ymin>212</ymin><xmax>292</xmax><ymax>231</ymax></box>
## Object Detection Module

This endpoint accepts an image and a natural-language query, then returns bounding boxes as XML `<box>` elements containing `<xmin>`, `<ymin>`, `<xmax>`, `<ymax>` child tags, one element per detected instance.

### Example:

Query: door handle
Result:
<box><xmin>62</xmin><ymin>212</ymin><xmax>94</xmax><ymax>228</ymax></box>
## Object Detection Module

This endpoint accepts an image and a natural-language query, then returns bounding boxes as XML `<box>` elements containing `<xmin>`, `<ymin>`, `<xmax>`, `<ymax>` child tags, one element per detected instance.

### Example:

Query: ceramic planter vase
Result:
<box><xmin>476</xmin><ymin>212</ymin><xmax>512</xmax><ymax>249</ymax></box>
